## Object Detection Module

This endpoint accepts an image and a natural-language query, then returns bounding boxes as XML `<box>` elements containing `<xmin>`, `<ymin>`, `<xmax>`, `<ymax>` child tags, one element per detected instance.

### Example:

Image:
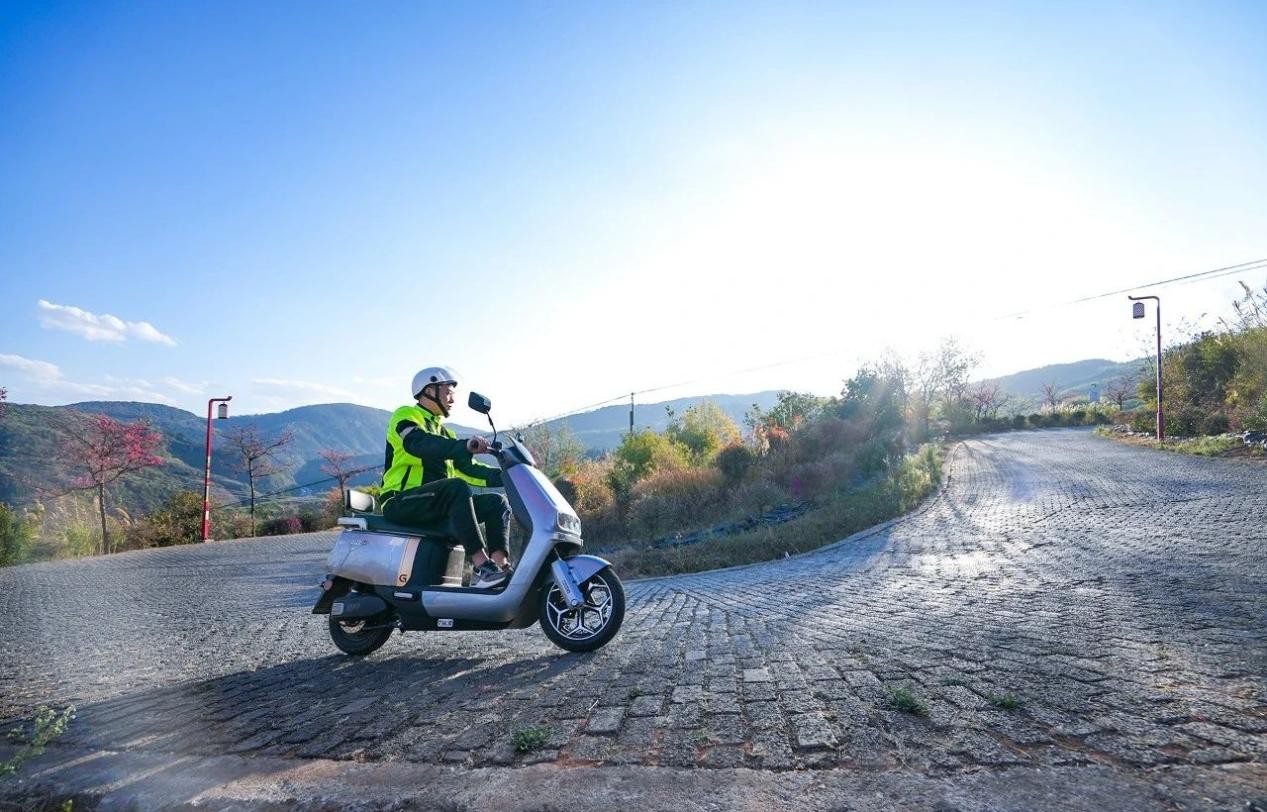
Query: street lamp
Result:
<box><xmin>203</xmin><ymin>396</ymin><xmax>232</xmax><ymax>541</ymax></box>
<box><xmin>1128</xmin><ymin>295</ymin><xmax>1164</xmax><ymax>442</ymax></box>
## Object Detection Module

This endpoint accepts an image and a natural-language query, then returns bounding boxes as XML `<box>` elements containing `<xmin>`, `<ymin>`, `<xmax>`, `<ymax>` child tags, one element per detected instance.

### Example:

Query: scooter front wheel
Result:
<box><xmin>539</xmin><ymin>567</ymin><xmax>625</xmax><ymax>652</ymax></box>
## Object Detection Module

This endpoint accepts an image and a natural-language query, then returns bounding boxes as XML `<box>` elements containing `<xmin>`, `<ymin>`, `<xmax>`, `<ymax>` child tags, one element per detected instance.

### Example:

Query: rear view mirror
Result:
<box><xmin>468</xmin><ymin>392</ymin><xmax>492</xmax><ymax>414</ymax></box>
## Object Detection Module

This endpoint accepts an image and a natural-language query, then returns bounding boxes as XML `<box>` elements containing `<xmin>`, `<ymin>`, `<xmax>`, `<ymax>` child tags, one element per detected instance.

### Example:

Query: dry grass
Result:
<box><xmin>598</xmin><ymin>444</ymin><xmax>944</xmax><ymax>578</ymax></box>
<box><xmin>1096</xmin><ymin>428</ymin><xmax>1265</xmax><ymax>460</ymax></box>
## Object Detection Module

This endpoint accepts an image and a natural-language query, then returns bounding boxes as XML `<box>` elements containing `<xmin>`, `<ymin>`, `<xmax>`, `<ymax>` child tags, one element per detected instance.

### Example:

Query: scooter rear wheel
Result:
<box><xmin>328</xmin><ymin>615</ymin><xmax>393</xmax><ymax>656</ymax></box>
<box><xmin>539</xmin><ymin>567</ymin><xmax>625</xmax><ymax>652</ymax></box>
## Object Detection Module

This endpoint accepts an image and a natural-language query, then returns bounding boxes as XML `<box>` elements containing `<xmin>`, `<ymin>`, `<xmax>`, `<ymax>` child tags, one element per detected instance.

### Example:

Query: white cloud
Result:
<box><xmin>0</xmin><ymin>353</ymin><xmax>63</xmax><ymax>384</ymax></box>
<box><xmin>37</xmin><ymin>300</ymin><xmax>177</xmax><ymax>346</ymax></box>
<box><xmin>0</xmin><ymin>354</ymin><xmax>186</xmax><ymax>404</ymax></box>
<box><xmin>161</xmin><ymin>376</ymin><xmax>207</xmax><ymax>395</ymax></box>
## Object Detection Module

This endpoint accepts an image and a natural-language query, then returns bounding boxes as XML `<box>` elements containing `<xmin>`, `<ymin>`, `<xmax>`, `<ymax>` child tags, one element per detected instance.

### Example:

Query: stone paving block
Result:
<box><xmin>791</xmin><ymin>712</ymin><xmax>838</xmax><ymax>750</ymax></box>
<box><xmin>584</xmin><ymin>707</ymin><xmax>625</xmax><ymax>735</ymax></box>
<box><xmin>628</xmin><ymin>695</ymin><xmax>664</xmax><ymax>717</ymax></box>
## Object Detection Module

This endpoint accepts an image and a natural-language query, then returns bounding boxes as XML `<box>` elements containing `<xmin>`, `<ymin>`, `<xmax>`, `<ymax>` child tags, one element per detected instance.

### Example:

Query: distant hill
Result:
<box><xmin>0</xmin><ymin>363</ymin><xmax>1151</xmax><ymax>519</ymax></box>
<box><xmin>538</xmin><ymin>391</ymin><xmax>782</xmax><ymax>453</ymax></box>
<box><xmin>0</xmin><ymin>403</ymin><xmax>231</xmax><ymax>515</ymax></box>
<box><xmin>0</xmin><ymin>392</ymin><xmax>778</xmax><ymax>513</ymax></box>
<box><xmin>980</xmin><ymin>358</ymin><xmax>1149</xmax><ymax>410</ymax></box>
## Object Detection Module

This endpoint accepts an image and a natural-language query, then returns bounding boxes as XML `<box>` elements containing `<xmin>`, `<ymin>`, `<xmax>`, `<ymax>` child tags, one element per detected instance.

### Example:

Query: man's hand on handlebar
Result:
<box><xmin>466</xmin><ymin>436</ymin><xmax>494</xmax><ymax>454</ymax></box>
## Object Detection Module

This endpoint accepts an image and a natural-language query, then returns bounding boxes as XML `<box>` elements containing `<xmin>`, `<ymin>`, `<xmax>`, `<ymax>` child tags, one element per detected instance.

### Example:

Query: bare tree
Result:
<box><xmin>1104</xmin><ymin>376</ymin><xmax>1135</xmax><ymax>410</ymax></box>
<box><xmin>58</xmin><ymin>414</ymin><xmax>164</xmax><ymax>554</ymax></box>
<box><xmin>910</xmin><ymin>338</ymin><xmax>979</xmax><ymax>438</ymax></box>
<box><xmin>516</xmin><ymin>422</ymin><xmax>586</xmax><ymax>479</ymax></box>
<box><xmin>968</xmin><ymin>381</ymin><xmax>1010</xmax><ymax>422</ymax></box>
<box><xmin>224</xmin><ymin>425</ymin><xmax>293</xmax><ymax>536</ymax></box>
<box><xmin>319</xmin><ymin>449</ymin><xmax>375</xmax><ymax>509</ymax></box>
<box><xmin>1040</xmin><ymin>381</ymin><xmax>1062</xmax><ymax>410</ymax></box>
<box><xmin>0</xmin><ymin>386</ymin><xmax>7</xmax><ymax>421</ymax></box>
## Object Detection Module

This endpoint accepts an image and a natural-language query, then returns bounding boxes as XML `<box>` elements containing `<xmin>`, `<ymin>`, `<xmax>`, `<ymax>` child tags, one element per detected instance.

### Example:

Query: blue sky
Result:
<box><xmin>2</xmin><ymin>1</ymin><xmax>1265</xmax><ymax>426</ymax></box>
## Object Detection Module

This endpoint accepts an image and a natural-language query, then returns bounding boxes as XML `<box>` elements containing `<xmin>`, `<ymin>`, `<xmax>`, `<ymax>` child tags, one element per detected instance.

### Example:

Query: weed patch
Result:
<box><xmin>2</xmin><ymin>704</ymin><xmax>75</xmax><ymax>777</ymax></box>
<box><xmin>886</xmin><ymin>687</ymin><xmax>928</xmax><ymax>717</ymax></box>
<box><xmin>985</xmin><ymin>692</ymin><xmax>1023</xmax><ymax>710</ymax></box>
<box><xmin>511</xmin><ymin>726</ymin><xmax>551</xmax><ymax>753</ymax></box>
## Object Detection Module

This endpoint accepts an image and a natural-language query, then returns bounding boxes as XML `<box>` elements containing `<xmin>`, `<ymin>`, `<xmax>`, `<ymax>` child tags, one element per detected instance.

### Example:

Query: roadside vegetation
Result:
<box><xmin>4</xmin><ymin>283</ymin><xmax>1260</xmax><ymax>567</ymax></box>
<box><xmin>1099</xmin><ymin>281</ymin><xmax>1267</xmax><ymax>457</ymax></box>
<box><xmin>517</xmin><ymin>344</ymin><xmax>978</xmax><ymax>577</ymax></box>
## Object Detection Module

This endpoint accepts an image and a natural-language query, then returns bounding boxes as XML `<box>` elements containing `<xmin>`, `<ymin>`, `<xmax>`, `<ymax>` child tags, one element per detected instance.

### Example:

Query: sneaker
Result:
<box><xmin>469</xmin><ymin>561</ymin><xmax>511</xmax><ymax>589</ymax></box>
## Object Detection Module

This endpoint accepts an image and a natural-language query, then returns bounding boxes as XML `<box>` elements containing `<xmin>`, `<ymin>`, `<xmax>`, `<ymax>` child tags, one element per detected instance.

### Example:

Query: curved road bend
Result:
<box><xmin>1</xmin><ymin>428</ymin><xmax>1264</xmax><ymax>809</ymax></box>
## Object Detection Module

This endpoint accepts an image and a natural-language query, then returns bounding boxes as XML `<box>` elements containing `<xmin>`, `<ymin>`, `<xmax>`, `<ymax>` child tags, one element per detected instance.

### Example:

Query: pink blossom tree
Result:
<box><xmin>59</xmin><ymin>414</ymin><xmax>165</xmax><ymax>555</ymax></box>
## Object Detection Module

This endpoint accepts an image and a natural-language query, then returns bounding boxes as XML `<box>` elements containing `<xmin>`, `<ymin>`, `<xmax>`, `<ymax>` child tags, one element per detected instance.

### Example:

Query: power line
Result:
<box><xmin>522</xmin><ymin>256</ymin><xmax>1267</xmax><ymax>428</ymax></box>
<box><xmin>997</xmin><ymin>257</ymin><xmax>1267</xmax><ymax>320</ymax></box>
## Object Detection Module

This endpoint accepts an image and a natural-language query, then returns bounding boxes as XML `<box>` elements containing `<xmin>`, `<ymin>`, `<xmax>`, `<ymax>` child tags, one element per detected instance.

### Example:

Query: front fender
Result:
<box><xmin>565</xmin><ymin>554</ymin><xmax>613</xmax><ymax>585</ymax></box>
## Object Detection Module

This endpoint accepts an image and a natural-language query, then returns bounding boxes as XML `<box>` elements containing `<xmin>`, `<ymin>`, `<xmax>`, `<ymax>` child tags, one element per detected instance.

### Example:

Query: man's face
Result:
<box><xmin>436</xmin><ymin>382</ymin><xmax>456</xmax><ymax>410</ymax></box>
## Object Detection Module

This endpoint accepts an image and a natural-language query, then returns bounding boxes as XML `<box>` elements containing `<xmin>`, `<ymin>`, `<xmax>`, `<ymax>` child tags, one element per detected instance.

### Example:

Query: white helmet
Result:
<box><xmin>411</xmin><ymin>366</ymin><xmax>460</xmax><ymax>399</ymax></box>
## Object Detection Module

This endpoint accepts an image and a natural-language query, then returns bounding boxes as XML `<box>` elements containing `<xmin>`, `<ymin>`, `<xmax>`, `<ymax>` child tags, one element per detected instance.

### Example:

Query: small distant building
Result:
<box><xmin>1088</xmin><ymin>384</ymin><xmax>1100</xmax><ymax>403</ymax></box>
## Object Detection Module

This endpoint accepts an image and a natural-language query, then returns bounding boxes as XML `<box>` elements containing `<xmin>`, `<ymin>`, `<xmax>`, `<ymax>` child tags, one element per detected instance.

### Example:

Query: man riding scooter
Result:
<box><xmin>379</xmin><ymin>366</ymin><xmax>512</xmax><ymax>589</ymax></box>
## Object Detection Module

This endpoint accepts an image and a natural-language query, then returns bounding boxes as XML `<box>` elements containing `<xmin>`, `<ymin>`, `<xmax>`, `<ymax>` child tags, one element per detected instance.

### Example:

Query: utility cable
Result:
<box><xmin>520</xmin><ymin>256</ymin><xmax>1266</xmax><ymax>426</ymax></box>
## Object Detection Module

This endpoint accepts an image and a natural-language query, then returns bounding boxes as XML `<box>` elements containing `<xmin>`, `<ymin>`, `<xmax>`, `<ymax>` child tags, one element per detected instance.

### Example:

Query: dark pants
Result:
<box><xmin>382</xmin><ymin>478</ymin><xmax>510</xmax><ymax>556</ymax></box>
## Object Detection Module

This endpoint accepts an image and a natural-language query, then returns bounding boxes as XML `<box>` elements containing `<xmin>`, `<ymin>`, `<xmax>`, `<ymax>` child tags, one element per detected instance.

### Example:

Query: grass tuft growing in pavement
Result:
<box><xmin>886</xmin><ymin>687</ymin><xmax>929</xmax><ymax>717</ymax></box>
<box><xmin>985</xmin><ymin>692</ymin><xmax>1024</xmax><ymax>710</ymax></box>
<box><xmin>511</xmin><ymin>725</ymin><xmax>551</xmax><ymax>753</ymax></box>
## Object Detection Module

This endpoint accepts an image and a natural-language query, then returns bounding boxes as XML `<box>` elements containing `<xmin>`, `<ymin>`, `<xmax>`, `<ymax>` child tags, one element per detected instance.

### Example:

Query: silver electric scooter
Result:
<box><xmin>312</xmin><ymin>391</ymin><xmax>625</xmax><ymax>656</ymax></box>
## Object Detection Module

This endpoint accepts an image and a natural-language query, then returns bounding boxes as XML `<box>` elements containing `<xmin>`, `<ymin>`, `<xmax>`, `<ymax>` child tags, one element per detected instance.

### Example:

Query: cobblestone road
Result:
<box><xmin>2</xmin><ymin>430</ymin><xmax>1265</xmax><ymax>795</ymax></box>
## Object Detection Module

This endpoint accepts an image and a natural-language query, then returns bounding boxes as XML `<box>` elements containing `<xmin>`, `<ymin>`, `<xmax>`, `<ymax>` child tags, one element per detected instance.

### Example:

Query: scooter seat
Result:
<box><xmin>342</xmin><ymin>489</ymin><xmax>454</xmax><ymax>542</ymax></box>
<box><xmin>359</xmin><ymin>513</ymin><xmax>453</xmax><ymax>541</ymax></box>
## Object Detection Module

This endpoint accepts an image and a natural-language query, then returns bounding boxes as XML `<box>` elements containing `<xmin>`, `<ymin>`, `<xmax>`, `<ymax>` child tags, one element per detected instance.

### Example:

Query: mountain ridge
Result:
<box><xmin>0</xmin><ymin>356</ymin><xmax>1147</xmax><ymax>516</ymax></box>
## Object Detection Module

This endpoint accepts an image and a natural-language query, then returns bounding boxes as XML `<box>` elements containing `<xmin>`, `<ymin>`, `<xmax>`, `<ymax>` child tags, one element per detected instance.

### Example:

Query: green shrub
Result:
<box><xmin>1129</xmin><ymin>408</ymin><xmax>1156</xmax><ymax>434</ymax></box>
<box><xmin>1202</xmin><ymin>412</ymin><xmax>1231</xmax><ymax>435</ymax></box>
<box><xmin>855</xmin><ymin>437</ymin><xmax>892</xmax><ymax>475</ymax></box>
<box><xmin>60</xmin><ymin>518</ymin><xmax>99</xmax><ymax>558</ymax></box>
<box><xmin>666</xmin><ymin>401</ymin><xmax>741</xmax><ymax>464</ymax></box>
<box><xmin>608</xmin><ymin>430</ymin><xmax>689</xmax><ymax>494</ymax></box>
<box><xmin>0</xmin><ymin>503</ymin><xmax>37</xmax><ymax>567</ymax></box>
<box><xmin>715</xmin><ymin>442</ymin><xmax>755</xmax><ymax>483</ymax></box>
<box><xmin>125</xmin><ymin>490</ymin><xmax>203</xmax><ymax>548</ymax></box>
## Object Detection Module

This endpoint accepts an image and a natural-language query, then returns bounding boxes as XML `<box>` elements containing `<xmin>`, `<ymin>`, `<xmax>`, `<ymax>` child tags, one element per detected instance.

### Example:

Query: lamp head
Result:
<box><xmin>1132</xmin><ymin>301</ymin><xmax>1145</xmax><ymax>319</ymax></box>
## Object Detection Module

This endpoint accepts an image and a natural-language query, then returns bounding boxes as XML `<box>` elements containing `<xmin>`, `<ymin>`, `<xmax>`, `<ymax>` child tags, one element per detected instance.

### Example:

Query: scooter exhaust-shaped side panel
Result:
<box><xmin>330</xmin><ymin>593</ymin><xmax>390</xmax><ymax>620</ymax></box>
<box><xmin>327</xmin><ymin>530</ymin><xmax>421</xmax><ymax>588</ymax></box>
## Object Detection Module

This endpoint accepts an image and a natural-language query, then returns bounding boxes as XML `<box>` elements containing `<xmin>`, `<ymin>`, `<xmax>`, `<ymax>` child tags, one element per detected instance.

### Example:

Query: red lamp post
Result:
<box><xmin>203</xmin><ymin>396</ymin><xmax>232</xmax><ymax>541</ymax></box>
<box><xmin>1128</xmin><ymin>295</ymin><xmax>1164</xmax><ymax>442</ymax></box>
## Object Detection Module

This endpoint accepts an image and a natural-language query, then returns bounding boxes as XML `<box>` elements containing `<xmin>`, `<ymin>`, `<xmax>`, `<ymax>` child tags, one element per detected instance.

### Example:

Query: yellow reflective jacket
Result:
<box><xmin>380</xmin><ymin>404</ymin><xmax>500</xmax><ymax>501</ymax></box>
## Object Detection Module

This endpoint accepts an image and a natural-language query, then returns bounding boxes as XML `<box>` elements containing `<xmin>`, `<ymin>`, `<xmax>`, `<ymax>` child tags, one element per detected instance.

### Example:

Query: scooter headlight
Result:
<box><xmin>556</xmin><ymin>511</ymin><xmax>582</xmax><ymax>535</ymax></box>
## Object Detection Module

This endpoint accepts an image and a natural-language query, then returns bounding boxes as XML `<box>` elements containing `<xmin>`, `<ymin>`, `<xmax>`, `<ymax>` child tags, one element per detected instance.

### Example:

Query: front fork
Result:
<box><xmin>550</xmin><ymin>558</ymin><xmax>585</xmax><ymax>608</ymax></box>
